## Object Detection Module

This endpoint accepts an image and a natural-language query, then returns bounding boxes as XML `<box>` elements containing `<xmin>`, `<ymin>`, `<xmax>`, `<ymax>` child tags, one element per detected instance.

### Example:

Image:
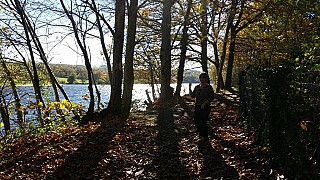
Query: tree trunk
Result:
<box><xmin>14</xmin><ymin>0</ymin><xmax>44</xmax><ymax>125</ymax></box>
<box><xmin>211</xmin><ymin>11</ymin><xmax>221</xmax><ymax>90</ymax></box>
<box><xmin>107</xmin><ymin>0</ymin><xmax>125</xmax><ymax>115</ymax></box>
<box><xmin>216</xmin><ymin>27</ymin><xmax>229</xmax><ymax>91</ymax></box>
<box><xmin>175</xmin><ymin>0</ymin><xmax>192</xmax><ymax>97</ymax></box>
<box><xmin>60</xmin><ymin>0</ymin><xmax>95</xmax><ymax>121</ymax></box>
<box><xmin>0</xmin><ymin>96</ymin><xmax>10</xmax><ymax>134</ymax></box>
<box><xmin>92</xmin><ymin>0</ymin><xmax>113</xmax><ymax>85</ymax></box>
<box><xmin>159</xmin><ymin>0</ymin><xmax>173</xmax><ymax>104</ymax></box>
<box><xmin>148</xmin><ymin>58</ymin><xmax>157</xmax><ymax>101</ymax></box>
<box><xmin>24</xmin><ymin>15</ymin><xmax>61</xmax><ymax>103</ymax></box>
<box><xmin>84</xmin><ymin>61</ymin><xmax>95</xmax><ymax>121</ymax></box>
<box><xmin>216</xmin><ymin>0</ymin><xmax>236</xmax><ymax>92</ymax></box>
<box><xmin>0</xmin><ymin>55</ymin><xmax>23</xmax><ymax>125</ymax></box>
<box><xmin>225</xmin><ymin>25</ymin><xmax>236</xmax><ymax>89</ymax></box>
<box><xmin>122</xmin><ymin>0</ymin><xmax>138</xmax><ymax>117</ymax></box>
<box><xmin>225</xmin><ymin>0</ymin><xmax>238</xmax><ymax>90</ymax></box>
<box><xmin>91</xmin><ymin>67</ymin><xmax>101</xmax><ymax>111</ymax></box>
<box><xmin>200</xmin><ymin>0</ymin><xmax>208</xmax><ymax>74</ymax></box>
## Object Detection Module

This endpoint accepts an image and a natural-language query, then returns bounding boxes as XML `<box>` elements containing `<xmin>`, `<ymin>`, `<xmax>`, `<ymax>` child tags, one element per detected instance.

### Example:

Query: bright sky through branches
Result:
<box><xmin>49</xmin><ymin>35</ymin><xmax>111</xmax><ymax>67</ymax></box>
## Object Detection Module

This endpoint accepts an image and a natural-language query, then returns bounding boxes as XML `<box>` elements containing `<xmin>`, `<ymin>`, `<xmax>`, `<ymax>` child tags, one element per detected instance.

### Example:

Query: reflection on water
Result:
<box><xmin>12</xmin><ymin>83</ymin><xmax>190</xmax><ymax>111</ymax></box>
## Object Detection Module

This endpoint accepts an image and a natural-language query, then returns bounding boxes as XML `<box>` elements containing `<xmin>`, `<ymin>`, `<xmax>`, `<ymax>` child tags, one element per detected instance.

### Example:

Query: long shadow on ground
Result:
<box><xmin>152</xmin><ymin>108</ymin><xmax>189</xmax><ymax>179</ymax></box>
<box><xmin>197</xmin><ymin>139</ymin><xmax>239</xmax><ymax>178</ymax></box>
<box><xmin>208</xmin><ymin>94</ymin><xmax>270</xmax><ymax>179</ymax></box>
<box><xmin>46</xmin><ymin>116</ymin><xmax>125</xmax><ymax>179</ymax></box>
<box><xmin>175</xmin><ymin>96</ymin><xmax>239</xmax><ymax>179</ymax></box>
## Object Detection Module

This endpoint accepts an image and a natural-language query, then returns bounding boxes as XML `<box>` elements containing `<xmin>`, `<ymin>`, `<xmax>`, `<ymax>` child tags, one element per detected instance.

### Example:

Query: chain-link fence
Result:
<box><xmin>239</xmin><ymin>65</ymin><xmax>320</xmax><ymax>178</ymax></box>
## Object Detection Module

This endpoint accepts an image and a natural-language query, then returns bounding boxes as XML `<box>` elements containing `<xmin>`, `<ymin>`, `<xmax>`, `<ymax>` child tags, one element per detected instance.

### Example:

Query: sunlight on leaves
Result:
<box><xmin>300</xmin><ymin>120</ymin><xmax>308</xmax><ymax>131</ymax></box>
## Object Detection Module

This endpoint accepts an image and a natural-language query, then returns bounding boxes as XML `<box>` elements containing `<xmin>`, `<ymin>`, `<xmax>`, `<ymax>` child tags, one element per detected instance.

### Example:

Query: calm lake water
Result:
<box><xmin>1</xmin><ymin>83</ymin><xmax>191</xmax><ymax>133</ymax></box>
<box><xmin>14</xmin><ymin>83</ymin><xmax>191</xmax><ymax>110</ymax></box>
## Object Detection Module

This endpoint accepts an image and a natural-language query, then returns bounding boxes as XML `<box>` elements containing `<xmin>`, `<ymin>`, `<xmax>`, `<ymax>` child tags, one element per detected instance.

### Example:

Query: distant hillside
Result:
<box><xmin>50</xmin><ymin>64</ymin><xmax>109</xmax><ymax>84</ymax></box>
<box><xmin>50</xmin><ymin>63</ymin><xmax>201</xmax><ymax>84</ymax></box>
<box><xmin>183</xmin><ymin>69</ymin><xmax>201</xmax><ymax>83</ymax></box>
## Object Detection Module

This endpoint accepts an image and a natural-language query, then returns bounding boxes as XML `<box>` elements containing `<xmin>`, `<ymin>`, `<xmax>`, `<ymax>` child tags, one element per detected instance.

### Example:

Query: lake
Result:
<box><xmin>12</xmin><ymin>83</ymin><xmax>191</xmax><ymax>111</ymax></box>
<box><xmin>0</xmin><ymin>83</ymin><xmax>192</xmax><ymax>133</ymax></box>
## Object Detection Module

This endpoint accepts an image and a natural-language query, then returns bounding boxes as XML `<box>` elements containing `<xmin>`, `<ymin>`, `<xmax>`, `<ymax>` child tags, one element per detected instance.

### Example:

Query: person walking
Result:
<box><xmin>189</xmin><ymin>72</ymin><xmax>215</xmax><ymax>140</ymax></box>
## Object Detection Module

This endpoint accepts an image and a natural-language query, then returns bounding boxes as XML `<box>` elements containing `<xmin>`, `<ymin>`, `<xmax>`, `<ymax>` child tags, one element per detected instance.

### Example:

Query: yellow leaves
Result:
<box><xmin>53</xmin><ymin>102</ymin><xmax>63</xmax><ymax>109</ymax></box>
<box><xmin>38</xmin><ymin>102</ymin><xmax>43</xmax><ymax>107</ymax></box>
<box><xmin>62</xmin><ymin>99</ymin><xmax>72</xmax><ymax>111</ymax></box>
<box><xmin>140</xmin><ymin>8</ymin><xmax>151</xmax><ymax>17</ymax></box>
<box><xmin>300</xmin><ymin>120</ymin><xmax>308</xmax><ymax>131</ymax></box>
<box><xmin>28</xmin><ymin>102</ymin><xmax>44</xmax><ymax>109</ymax></box>
<box><xmin>19</xmin><ymin>105</ymin><xmax>25</xmax><ymax>112</ymax></box>
<box><xmin>47</xmin><ymin>100</ymin><xmax>75</xmax><ymax>111</ymax></box>
<box><xmin>193</xmin><ymin>3</ymin><xmax>203</xmax><ymax>13</ymax></box>
<box><xmin>114</xmin><ymin>134</ymin><xmax>120</xmax><ymax>141</ymax></box>
<box><xmin>61</xmin><ymin>99</ymin><xmax>68</xmax><ymax>104</ymax></box>
<box><xmin>0</xmin><ymin>122</ymin><xmax>4</xmax><ymax>127</ymax></box>
<box><xmin>29</xmin><ymin>101</ymin><xmax>37</xmax><ymax>109</ymax></box>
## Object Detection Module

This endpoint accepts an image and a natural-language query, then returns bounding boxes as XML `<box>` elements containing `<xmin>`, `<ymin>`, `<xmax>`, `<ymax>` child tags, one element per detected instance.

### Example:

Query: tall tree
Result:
<box><xmin>13</xmin><ymin>0</ymin><xmax>44</xmax><ymax>124</ymax></box>
<box><xmin>107</xmin><ymin>0</ymin><xmax>125</xmax><ymax>115</ymax></box>
<box><xmin>0</xmin><ymin>91</ymin><xmax>10</xmax><ymax>134</ymax></box>
<box><xmin>89</xmin><ymin>0</ymin><xmax>114</xmax><ymax>86</ymax></box>
<box><xmin>20</xmin><ymin>4</ymin><xmax>72</xmax><ymax>103</ymax></box>
<box><xmin>224</xmin><ymin>0</ymin><xmax>238</xmax><ymax>89</ymax></box>
<box><xmin>200</xmin><ymin>0</ymin><xmax>208</xmax><ymax>74</ymax></box>
<box><xmin>159</xmin><ymin>0</ymin><xmax>174</xmax><ymax>103</ymax></box>
<box><xmin>0</xmin><ymin>54</ymin><xmax>23</xmax><ymax>125</ymax></box>
<box><xmin>175</xmin><ymin>0</ymin><xmax>193</xmax><ymax>96</ymax></box>
<box><xmin>122</xmin><ymin>0</ymin><xmax>138</xmax><ymax>116</ymax></box>
<box><xmin>60</xmin><ymin>0</ymin><xmax>95</xmax><ymax>120</ymax></box>
<box><xmin>225</xmin><ymin>0</ymin><xmax>267</xmax><ymax>89</ymax></box>
<box><xmin>216</xmin><ymin>0</ymin><xmax>234</xmax><ymax>91</ymax></box>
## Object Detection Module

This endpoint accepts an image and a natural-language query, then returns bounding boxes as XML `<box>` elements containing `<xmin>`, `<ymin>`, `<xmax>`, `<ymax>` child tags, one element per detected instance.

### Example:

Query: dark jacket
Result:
<box><xmin>190</xmin><ymin>84</ymin><xmax>215</xmax><ymax>106</ymax></box>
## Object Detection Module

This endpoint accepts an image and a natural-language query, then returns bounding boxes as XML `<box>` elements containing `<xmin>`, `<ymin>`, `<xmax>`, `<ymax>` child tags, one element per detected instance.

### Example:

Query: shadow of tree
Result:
<box><xmin>176</xmin><ymin>96</ymin><xmax>239</xmax><ymax>178</ymax></box>
<box><xmin>197</xmin><ymin>139</ymin><xmax>239</xmax><ymax>179</ymax></box>
<box><xmin>153</xmin><ymin>108</ymin><xmax>189</xmax><ymax>179</ymax></box>
<box><xmin>46</xmin><ymin>117</ymin><xmax>125</xmax><ymax>179</ymax></box>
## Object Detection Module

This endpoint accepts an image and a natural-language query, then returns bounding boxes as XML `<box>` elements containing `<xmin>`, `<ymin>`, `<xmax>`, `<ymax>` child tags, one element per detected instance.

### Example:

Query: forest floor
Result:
<box><xmin>1</xmin><ymin>92</ymin><xmax>289</xmax><ymax>179</ymax></box>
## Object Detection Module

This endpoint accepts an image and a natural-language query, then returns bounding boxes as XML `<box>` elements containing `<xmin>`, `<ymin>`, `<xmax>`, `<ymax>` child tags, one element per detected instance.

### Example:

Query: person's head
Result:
<box><xmin>199</xmin><ymin>72</ymin><xmax>209</xmax><ymax>83</ymax></box>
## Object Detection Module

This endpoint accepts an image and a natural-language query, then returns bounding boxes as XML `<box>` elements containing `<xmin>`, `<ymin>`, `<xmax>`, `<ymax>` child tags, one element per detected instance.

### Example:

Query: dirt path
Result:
<box><xmin>1</xmin><ymin>92</ymin><xmax>273</xmax><ymax>179</ymax></box>
<box><xmin>72</xmin><ymin>93</ymin><xmax>271</xmax><ymax>179</ymax></box>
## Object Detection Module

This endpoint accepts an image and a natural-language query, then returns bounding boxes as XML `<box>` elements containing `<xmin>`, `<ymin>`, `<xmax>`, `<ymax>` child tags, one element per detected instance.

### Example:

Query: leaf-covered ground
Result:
<box><xmin>0</xmin><ymin>93</ymin><xmax>288</xmax><ymax>179</ymax></box>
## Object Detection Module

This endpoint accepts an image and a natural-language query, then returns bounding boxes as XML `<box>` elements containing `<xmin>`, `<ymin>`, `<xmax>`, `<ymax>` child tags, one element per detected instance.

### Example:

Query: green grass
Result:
<box><xmin>57</xmin><ymin>77</ymin><xmax>89</xmax><ymax>84</ymax></box>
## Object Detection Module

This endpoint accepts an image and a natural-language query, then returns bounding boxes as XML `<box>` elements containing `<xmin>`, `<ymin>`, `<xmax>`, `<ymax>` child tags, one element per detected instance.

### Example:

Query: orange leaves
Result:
<box><xmin>82</xmin><ymin>94</ymin><xmax>89</xmax><ymax>101</ymax></box>
<box><xmin>300</xmin><ymin>120</ymin><xmax>308</xmax><ymax>131</ymax></box>
<box><xmin>113</xmin><ymin>134</ymin><xmax>121</xmax><ymax>141</ymax></box>
<box><xmin>0</xmin><ymin>123</ymin><xmax>99</xmax><ymax>178</ymax></box>
<box><xmin>0</xmin><ymin>94</ymin><xmax>280</xmax><ymax>179</ymax></box>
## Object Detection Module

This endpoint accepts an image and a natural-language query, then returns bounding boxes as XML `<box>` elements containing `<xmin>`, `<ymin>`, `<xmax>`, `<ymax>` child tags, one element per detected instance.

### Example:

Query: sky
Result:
<box><xmin>48</xmin><ymin>36</ymin><xmax>109</xmax><ymax>67</ymax></box>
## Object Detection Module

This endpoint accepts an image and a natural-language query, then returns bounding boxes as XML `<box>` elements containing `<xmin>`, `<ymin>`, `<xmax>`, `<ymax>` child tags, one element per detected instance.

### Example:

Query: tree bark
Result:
<box><xmin>14</xmin><ymin>0</ymin><xmax>44</xmax><ymax>124</ymax></box>
<box><xmin>0</xmin><ymin>96</ymin><xmax>10</xmax><ymax>134</ymax></box>
<box><xmin>225</xmin><ymin>0</ymin><xmax>239</xmax><ymax>90</ymax></box>
<box><xmin>60</xmin><ymin>0</ymin><xmax>95</xmax><ymax>121</ymax></box>
<box><xmin>225</xmin><ymin>25</ymin><xmax>236</xmax><ymax>89</ymax></box>
<box><xmin>91</xmin><ymin>66</ymin><xmax>101</xmax><ymax>111</ymax></box>
<box><xmin>91</xmin><ymin>0</ymin><xmax>113</xmax><ymax>85</ymax></box>
<box><xmin>159</xmin><ymin>0</ymin><xmax>173</xmax><ymax>104</ymax></box>
<box><xmin>122</xmin><ymin>0</ymin><xmax>138</xmax><ymax>116</ymax></box>
<box><xmin>107</xmin><ymin>0</ymin><xmax>125</xmax><ymax>115</ymax></box>
<box><xmin>0</xmin><ymin>55</ymin><xmax>23</xmax><ymax>125</ymax></box>
<box><xmin>200</xmin><ymin>0</ymin><xmax>208</xmax><ymax>74</ymax></box>
<box><xmin>216</xmin><ymin>0</ymin><xmax>236</xmax><ymax>92</ymax></box>
<box><xmin>175</xmin><ymin>0</ymin><xmax>192</xmax><ymax>97</ymax></box>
